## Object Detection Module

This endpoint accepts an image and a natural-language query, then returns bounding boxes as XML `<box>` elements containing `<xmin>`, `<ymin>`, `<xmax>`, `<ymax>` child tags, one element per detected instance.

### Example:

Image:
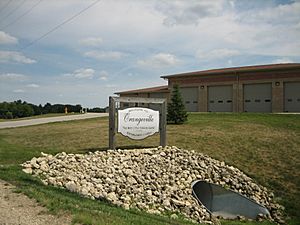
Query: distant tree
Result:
<box><xmin>51</xmin><ymin>104</ymin><xmax>64</xmax><ymax>113</ymax></box>
<box><xmin>0</xmin><ymin>100</ymin><xmax>84</xmax><ymax>118</ymax></box>
<box><xmin>43</xmin><ymin>103</ymin><xmax>52</xmax><ymax>114</ymax></box>
<box><xmin>88</xmin><ymin>107</ymin><xmax>105</xmax><ymax>113</ymax></box>
<box><xmin>5</xmin><ymin>111</ymin><xmax>13</xmax><ymax>119</ymax></box>
<box><xmin>167</xmin><ymin>84</ymin><xmax>188</xmax><ymax>124</ymax></box>
<box><xmin>29</xmin><ymin>103</ymin><xmax>39</xmax><ymax>115</ymax></box>
<box><xmin>21</xmin><ymin>104</ymin><xmax>34</xmax><ymax>117</ymax></box>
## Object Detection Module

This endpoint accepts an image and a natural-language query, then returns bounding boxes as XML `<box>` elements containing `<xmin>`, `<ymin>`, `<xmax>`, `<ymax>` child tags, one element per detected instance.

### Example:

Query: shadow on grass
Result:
<box><xmin>83</xmin><ymin>145</ymin><xmax>158</xmax><ymax>152</ymax></box>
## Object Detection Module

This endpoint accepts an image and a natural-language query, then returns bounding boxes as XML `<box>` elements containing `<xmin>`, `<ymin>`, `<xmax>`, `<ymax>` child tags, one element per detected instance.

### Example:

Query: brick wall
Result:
<box><xmin>167</xmin><ymin>68</ymin><xmax>300</xmax><ymax>112</ymax></box>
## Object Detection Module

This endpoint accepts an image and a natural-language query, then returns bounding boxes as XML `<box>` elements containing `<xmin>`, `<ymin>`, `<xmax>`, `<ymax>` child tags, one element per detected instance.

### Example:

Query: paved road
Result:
<box><xmin>0</xmin><ymin>113</ymin><xmax>108</xmax><ymax>129</ymax></box>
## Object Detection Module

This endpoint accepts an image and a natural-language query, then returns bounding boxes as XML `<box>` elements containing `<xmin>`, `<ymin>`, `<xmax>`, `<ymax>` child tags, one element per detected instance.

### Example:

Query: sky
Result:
<box><xmin>0</xmin><ymin>0</ymin><xmax>300</xmax><ymax>108</ymax></box>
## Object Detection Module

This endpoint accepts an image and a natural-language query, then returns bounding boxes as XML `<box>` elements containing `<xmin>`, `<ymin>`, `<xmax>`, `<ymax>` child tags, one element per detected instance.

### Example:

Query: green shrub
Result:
<box><xmin>167</xmin><ymin>84</ymin><xmax>187</xmax><ymax>124</ymax></box>
<box><xmin>5</xmin><ymin>111</ymin><xmax>13</xmax><ymax>119</ymax></box>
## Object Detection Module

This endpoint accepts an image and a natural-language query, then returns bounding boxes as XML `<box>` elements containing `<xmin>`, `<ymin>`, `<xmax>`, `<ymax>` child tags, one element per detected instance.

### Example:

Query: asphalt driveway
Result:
<box><xmin>0</xmin><ymin>113</ymin><xmax>108</xmax><ymax>129</ymax></box>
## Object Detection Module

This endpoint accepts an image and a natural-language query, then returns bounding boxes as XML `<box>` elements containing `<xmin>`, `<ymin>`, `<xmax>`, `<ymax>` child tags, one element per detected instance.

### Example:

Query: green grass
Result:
<box><xmin>0</xmin><ymin>113</ymin><xmax>299</xmax><ymax>225</ymax></box>
<box><xmin>0</xmin><ymin>165</ymin><xmax>195</xmax><ymax>225</ymax></box>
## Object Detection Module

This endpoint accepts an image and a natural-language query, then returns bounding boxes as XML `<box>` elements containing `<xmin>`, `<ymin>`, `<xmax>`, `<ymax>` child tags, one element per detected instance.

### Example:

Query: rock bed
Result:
<box><xmin>21</xmin><ymin>146</ymin><xmax>283</xmax><ymax>224</ymax></box>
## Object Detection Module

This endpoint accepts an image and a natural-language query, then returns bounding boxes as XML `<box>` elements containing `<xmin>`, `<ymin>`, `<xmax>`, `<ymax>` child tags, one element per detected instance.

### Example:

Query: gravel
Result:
<box><xmin>21</xmin><ymin>146</ymin><xmax>284</xmax><ymax>224</ymax></box>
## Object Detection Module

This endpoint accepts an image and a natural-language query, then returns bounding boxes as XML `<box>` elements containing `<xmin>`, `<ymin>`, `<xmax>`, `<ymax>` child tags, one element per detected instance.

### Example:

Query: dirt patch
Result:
<box><xmin>0</xmin><ymin>179</ymin><xmax>72</xmax><ymax>225</ymax></box>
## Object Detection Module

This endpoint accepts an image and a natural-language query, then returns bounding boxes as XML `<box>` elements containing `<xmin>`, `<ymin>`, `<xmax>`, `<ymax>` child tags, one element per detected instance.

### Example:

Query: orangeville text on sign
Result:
<box><xmin>118</xmin><ymin>107</ymin><xmax>159</xmax><ymax>140</ymax></box>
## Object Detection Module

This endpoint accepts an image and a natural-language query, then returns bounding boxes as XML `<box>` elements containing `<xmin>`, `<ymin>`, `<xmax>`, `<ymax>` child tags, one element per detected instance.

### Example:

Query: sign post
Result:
<box><xmin>109</xmin><ymin>96</ymin><xmax>167</xmax><ymax>149</ymax></box>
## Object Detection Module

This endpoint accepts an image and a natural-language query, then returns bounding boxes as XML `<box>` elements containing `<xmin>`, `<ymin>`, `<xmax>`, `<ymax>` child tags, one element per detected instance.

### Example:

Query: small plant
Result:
<box><xmin>167</xmin><ymin>84</ymin><xmax>187</xmax><ymax>124</ymax></box>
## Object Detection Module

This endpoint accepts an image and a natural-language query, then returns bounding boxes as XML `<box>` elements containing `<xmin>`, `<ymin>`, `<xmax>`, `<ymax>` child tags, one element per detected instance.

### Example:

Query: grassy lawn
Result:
<box><xmin>0</xmin><ymin>113</ymin><xmax>80</xmax><ymax>122</ymax></box>
<box><xmin>0</xmin><ymin>113</ymin><xmax>299</xmax><ymax>225</ymax></box>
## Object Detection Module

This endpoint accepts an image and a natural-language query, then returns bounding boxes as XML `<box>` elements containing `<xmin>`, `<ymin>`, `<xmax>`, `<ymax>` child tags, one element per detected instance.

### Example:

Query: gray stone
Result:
<box><xmin>40</xmin><ymin>163</ymin><xmax>49</xmax><ymax>172</ymax></box>
<box><xmin>65</xmin><ymin>181</ymin><xmax>78</xmax><ymax>192</ymax></box>
<box><xmin>22</xmin><ymin>168</ymin><xmax>32</xmax><ymax>174</ymax></box>
<box><xmin>171</xmin><ymin>199</ymin><xmax>186</xmax><ymax>207</ymax></box>
<box><xmin>124</xmin><ymin>168</ymin><xmax>134</xmax><ymax>177</ymax></box>
<box><xmin>170</xmin><ymin>214</ymin><xmax>178</xmax><ymax>219</ymax></box>
<box><xmin>123</xmin><ymin>203</ymin><xmax>130</xmax><ymax>210</ymax></box>
<box><xmin>81</xmin><ymin>187</ymin><xmax>89</xmax><ymax>196</ymax></box>
<box><xmin>146</xmin><ymin>190</ymin><xmax>152</xmax><ymax>196</ymax></box>
<box><xmin>107</xmin><ymin>192</ymin><xmax>118</xmax><ymax>202</ymax></box>
<box><xmin>162</xmin><ymin>199</ymin><xmax>170</xmax><ymax>207</ymax></box>
<box><xmin>21</xmin><ymin>146</ymin><xmax>284</xmax><ymax>224</ymax></box>
<box><xmin>127</xmin><ymin>176</ymin><xmax>137</xmax><ymax>185</ymax></box>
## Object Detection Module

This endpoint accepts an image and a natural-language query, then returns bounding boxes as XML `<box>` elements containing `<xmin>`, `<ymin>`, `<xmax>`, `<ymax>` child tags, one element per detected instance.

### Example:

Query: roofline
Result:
<box><xmin>161</xmin><ymin>63</ymin><xmax>300</xmax><ymax>79</ymax></box>
<box><xmin>114</xmin><ymin>85</ymin><xmax>169</xmax><ymax>95</ymax></box>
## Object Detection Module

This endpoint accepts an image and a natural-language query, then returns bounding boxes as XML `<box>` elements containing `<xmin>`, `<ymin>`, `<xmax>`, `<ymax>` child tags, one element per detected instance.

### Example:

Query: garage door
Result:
<box><xmin>244</xmin><ymin>83</ymin><xmax>272</xmax><ymax>112</ymax></box>
<box><xmin>208</xmin><ymin>85</ymin><xmax>232</xmax><ymax>112</ymax></box>
<box><xmin>180</xmin><ymin>87</ymin><xmax>198</xmax><ymax>112</ymax></box>
<box><xmin>284</xmin><ymin>82</ymin><xmax>300</xmax><ymax>112</ymax></box>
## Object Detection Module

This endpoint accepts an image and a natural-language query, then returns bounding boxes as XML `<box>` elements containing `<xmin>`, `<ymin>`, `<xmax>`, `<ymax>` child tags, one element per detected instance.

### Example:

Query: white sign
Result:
<box><xmin>118</xmin><ymin>107</ymin><xmax>159</xmax><ymax>140</ymax></box>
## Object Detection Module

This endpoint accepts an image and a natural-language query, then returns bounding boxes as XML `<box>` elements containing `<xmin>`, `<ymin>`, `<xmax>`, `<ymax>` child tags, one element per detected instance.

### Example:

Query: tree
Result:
<box><xmin>43</xmin><ymin>103</ymin><xmax>52</xmax><ymax>114</ymax></box>
<box><xmin>5</xmin><ymin>111</ymin><xmax>13</xmax><ymax>119</ymax></box>
<box><xmin>167</xmin><ymin>84</ymin><xmax>188</xmax><ymax>124</ymax></box>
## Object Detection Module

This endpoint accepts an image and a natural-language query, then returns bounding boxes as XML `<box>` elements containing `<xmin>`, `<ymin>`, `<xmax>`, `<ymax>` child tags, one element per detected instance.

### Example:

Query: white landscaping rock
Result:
<box><xmin>21</xmin><ymin>146</ymin><xmax>284</xmax><ymax>224</ymax></box>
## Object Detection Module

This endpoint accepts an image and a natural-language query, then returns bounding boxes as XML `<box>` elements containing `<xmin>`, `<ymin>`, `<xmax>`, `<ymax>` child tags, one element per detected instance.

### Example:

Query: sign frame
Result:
<box><xmin>109</xmin><ymin>96</ymin><xmax>167</xmax><ymax>150</ymax></box>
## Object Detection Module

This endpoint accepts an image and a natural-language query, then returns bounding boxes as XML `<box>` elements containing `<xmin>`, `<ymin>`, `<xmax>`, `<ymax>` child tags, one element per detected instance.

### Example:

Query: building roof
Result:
<box><xmin>161</xmin><ymin>63</ymin><xmax>300</xmax><ymax>79</ymax></box>
<box><xmin>115</xmin><ymin>85</ymin><xmax>169</xmax><ymax>95</ymax></box>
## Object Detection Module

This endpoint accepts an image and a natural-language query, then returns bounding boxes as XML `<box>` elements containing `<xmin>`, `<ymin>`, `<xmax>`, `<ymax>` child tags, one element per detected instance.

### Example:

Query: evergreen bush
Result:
<box><xmin>167</xmin><ymin>84</ymin><xmax>188</xmax><ymax>124</ymax></box>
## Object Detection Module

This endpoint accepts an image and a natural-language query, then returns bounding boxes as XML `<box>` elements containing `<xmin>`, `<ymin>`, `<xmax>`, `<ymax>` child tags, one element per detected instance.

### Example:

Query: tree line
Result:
<box><xmin>0</xmin><ymin>100</ymin><xmax>106</xmax><ymax>119</ymax></box>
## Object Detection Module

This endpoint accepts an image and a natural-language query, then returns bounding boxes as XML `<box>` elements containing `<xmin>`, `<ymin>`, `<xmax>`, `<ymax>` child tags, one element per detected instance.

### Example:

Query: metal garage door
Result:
<box><xmin>284</xmin><ymin>82</ymin><xmax>300</xmax><ymax>112</ymax></box>
<box><xmin>208</xmin><ymin>85</ymin><xmax>233</xmax><ymax>112</ymax></box>
<box><xmin>244</xmin><ymin>83</ymin><xmax>272</xmax><ymax>112</ymax></box>
<box><xmin>180</xmin><ymin>87</ymin><xmax>198</xmax><ymax>112</ymax></box>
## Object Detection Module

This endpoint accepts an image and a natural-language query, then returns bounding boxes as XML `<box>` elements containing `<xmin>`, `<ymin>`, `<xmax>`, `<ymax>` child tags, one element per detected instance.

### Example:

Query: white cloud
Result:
<box><xmin>99</xmin><ymin>70</ymin><xmax>108</xmax><ymax>80</ymax></box>
<box><xmin>0</xmin><ymin>73</ymin><xmax>27</xmax><ymax>81</ymax></box>
<box><xmin>79</xmin><ymin>37</ymin><xmax>103</xmax><ymax>47</ymax></box>
<box><xmin>1</xmin><ymin>1</ymin><xmax>300</xmax><ymax>108</ymax></box>
<box><xmin>196</xmin><ymin>48</ymin><xmax>240</xmax><ymax>61</ymax></box>
<box><xmin>0</xmin><ymin>31</ymin><xmax>18</xmax><ymax>45</ymax></box>
<box><xmin>156</xmin><ymin>0</ymin><xmax>224</xmax><ymax>26</ymax></box>
<box><xmin>272</xmin><ymin>58</ymin><xmax>295</xmax><ymax>64</ymax></box>
<box><xmin>13</xmin><ymin>89</ymin><xmax>25</xmax><ymax>93</ymax></box>
<box><xmin>239</xmin><ymin>2</ymin><xmax>300</xmax><ymax>25</ymax></box>
<box><xmin>137</xmin><ymin>53</ymin><xmax>180</xmax><ymax>68</ymax></box>
<box><xmin>0</xmin><ymin>51</ymin><xmax>36</xmax><ymax>64</ymax></box>
<box><xmin>63</xmin><ymin>68</ymin><xmax>95</xmax><ymax>79</ymax></box>
<box><xmin>84</xmin><ymin>50</ymin><xmax>124</xmax><ymax>60</ymax></box>
<box><xmin>27</xmin><ymin>83</ymin><xmax>40</xmax><ymax>88</ymax></box>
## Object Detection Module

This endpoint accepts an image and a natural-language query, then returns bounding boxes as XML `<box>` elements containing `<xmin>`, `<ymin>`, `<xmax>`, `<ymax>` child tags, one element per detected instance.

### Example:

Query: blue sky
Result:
<box><xmin>0</xmin><ymin>0</ymin><xmax>299</xmax><ymax>107</ymax></box>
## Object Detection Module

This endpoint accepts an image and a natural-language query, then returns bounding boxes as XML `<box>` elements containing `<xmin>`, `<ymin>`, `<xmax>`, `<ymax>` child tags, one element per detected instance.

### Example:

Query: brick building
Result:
<box><xmin>115</xmin><ymin>63</ymin><xmax>300</xmax><ymax>113</ymax></box>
